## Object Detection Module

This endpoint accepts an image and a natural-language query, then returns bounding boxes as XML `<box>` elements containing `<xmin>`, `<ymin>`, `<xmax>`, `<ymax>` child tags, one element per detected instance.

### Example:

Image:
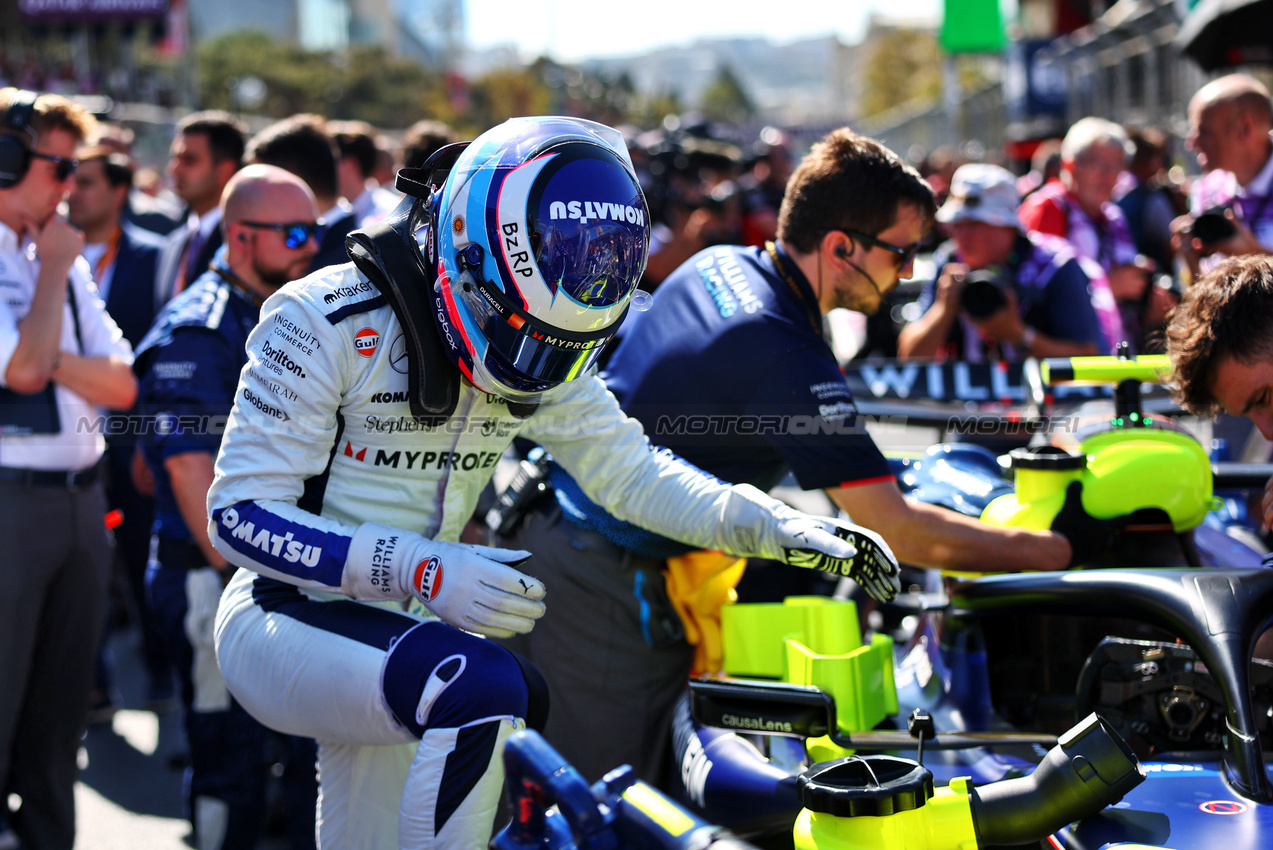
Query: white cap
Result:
<box><xmin>936</xmin><ymin>163</ymin><xmax>1022</xmax><ymax>229</ymax></box>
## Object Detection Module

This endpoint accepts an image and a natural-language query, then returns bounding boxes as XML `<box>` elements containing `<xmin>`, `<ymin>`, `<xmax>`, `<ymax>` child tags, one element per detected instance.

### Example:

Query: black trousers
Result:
<box><xmin>496</xmin><ymin>505</ymin><xmax>691</xmax><ymax>787</ymax></box>
<box><xmin>0</xmin><ymin>479</ymin><xmax>111</xmax><ymax>850</ymax></box>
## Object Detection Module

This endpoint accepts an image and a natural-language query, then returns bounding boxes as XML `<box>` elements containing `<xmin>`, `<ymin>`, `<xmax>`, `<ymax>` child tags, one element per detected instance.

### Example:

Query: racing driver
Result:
<box><xmin>205</xmin><ymin>116</ymin><xmax>902</xmax><ymax>850</ymax></box>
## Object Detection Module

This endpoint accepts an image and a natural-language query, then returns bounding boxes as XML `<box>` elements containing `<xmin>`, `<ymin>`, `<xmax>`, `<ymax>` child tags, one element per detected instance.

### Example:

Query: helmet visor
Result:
<box><xmin>454</xmin><ymin>269</ymin><xmax>617</xmax><ymax>391</ymax></box>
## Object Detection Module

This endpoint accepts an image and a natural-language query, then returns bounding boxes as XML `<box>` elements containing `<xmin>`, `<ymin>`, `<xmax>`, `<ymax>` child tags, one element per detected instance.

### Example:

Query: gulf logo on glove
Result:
<box><xmin>354</xmin><ymin>327</ymin><xmax>380</xmax><ymax>357</ymax></box>
<box><xmin>414</xmin><ymin>556</ymin><xmax>443</xmax><ymax>600</ymax></box>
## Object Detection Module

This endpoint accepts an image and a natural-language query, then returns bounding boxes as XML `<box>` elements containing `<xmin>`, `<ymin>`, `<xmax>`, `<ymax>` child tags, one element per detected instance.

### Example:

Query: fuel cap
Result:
<box><xmin>797</xmin><ymin>755</ymin><xmax>933</xmax><ymax>817</ymax></box>
<box><xmin>1009</xmin><ymin>445</ymin><xmax>1086</xmax><ymax>471</ymax></box>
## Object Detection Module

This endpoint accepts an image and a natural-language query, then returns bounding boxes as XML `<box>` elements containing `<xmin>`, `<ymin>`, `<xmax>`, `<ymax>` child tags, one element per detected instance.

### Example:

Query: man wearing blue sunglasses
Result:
<box><xmin>134</xmin><ymin>164</ymin><xmax>321</xmax><ymax>850</ymax></box>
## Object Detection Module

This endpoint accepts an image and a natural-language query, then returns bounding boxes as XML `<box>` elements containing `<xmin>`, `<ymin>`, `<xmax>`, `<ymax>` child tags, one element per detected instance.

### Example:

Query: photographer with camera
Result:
<box><xmin>897</xmin><ymin>163</ymin><xmax>1106</xmax><ymax>361</ymax></box>
<box><xmin>1173</xmin><ymin>74</ymin><xmax>1273</xmax><ymax>280</ymax></box>
<box><xmin>1019</xmin><ymin>118</ymin><xmax>1176</xmax><ymax>352</ymax></box>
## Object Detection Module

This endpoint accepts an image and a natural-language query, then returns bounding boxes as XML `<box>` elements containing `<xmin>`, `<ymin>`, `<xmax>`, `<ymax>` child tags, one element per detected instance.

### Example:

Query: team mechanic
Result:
<box><xmin>205</xmin><ymin>117</ymin><xmax>902</xmax><ymax>850</ymax></box>
<box><xmin>494</xmin><ymin>130</ymin><xmax>1096</xmax><ymax>787</ymax></box>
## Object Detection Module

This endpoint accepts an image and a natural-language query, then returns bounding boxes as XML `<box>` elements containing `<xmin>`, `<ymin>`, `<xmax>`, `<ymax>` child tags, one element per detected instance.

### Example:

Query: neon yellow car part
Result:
<box><xmin>982</xmin><ymin>427</ymin><xmax>1218</xmax><ymax>534</ymax></box>
<box><xmin>793</xmin><ymin>777</ymin><xmax>980</xmax><ymax>850</ymax></box>
<box><xmin>720</xmin><ymin>596</ymin><xmax>897</xmax><ymax>735</ymax></box>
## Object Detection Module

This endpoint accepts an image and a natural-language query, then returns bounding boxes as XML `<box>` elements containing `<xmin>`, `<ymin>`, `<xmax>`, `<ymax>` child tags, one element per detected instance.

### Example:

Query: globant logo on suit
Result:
<box><xmin>243</xmin><ymin>387</ymin><xmax>291</xmax><ymax>421</ymax></box>
<box><xmin>414</xmin><ymin>556</ymin><xmax>443</xmax><ymax>601</ymax></box>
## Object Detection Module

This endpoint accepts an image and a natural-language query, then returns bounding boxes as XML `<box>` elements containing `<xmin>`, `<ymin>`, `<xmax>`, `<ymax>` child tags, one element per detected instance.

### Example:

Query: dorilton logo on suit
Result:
<box><xmin>414</xmin><ymin>556</ymin><xmax>443</xmax><ymax>601</ymax></box>
<box><xmin>354</xmin><ymin>327</ymin><xmax>380</xmax><ymax>357</ymax></box>
<box><xmin>261</xmin><ymin>339</ymin><xmax>307</xmax><ymax>378</ymax></box>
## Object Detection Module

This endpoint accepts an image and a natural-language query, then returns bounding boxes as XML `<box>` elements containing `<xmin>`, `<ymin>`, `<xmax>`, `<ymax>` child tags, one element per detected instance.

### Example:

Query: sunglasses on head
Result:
<box><xmin>30</xmin><ymin>151</ymin><xmax>77</xmax><ymax>181</ymax></box>
<box><xmin>240</xmin><ymin>221</ymin><xmax>324</xmax><ymax>249</ymax></box>
<box><xmin>842</xmin><ymin>229</ymin><xmax>920</xmax><ymax>270</ymax></box>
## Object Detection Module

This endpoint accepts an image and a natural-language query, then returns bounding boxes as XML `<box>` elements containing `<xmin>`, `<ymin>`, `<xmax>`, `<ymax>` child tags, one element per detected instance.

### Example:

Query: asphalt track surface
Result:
<box><xmin>72</xmin><ymin>621</ymin><xmax>290</xmax><ymax>850</ymax></box>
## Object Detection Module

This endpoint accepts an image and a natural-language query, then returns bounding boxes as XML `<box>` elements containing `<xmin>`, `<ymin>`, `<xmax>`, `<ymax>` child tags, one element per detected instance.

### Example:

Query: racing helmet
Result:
<box><xmin>430</xmin><ymin>116</ymin><xmax>650</xmax><ymax>403</ymax></box>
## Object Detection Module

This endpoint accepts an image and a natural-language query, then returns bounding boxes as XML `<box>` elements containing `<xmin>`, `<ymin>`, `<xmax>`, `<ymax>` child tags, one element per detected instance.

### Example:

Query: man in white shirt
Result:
<box><xmin>0</xmin><ymin>87</ymin><xmax>137</xmax><ymax>850</ymax></box>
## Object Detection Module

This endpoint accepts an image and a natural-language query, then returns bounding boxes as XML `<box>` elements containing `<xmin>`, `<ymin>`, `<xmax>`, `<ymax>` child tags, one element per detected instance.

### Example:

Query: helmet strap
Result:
<box><xmin>346</xmin><ymin>193</ymin><xmax>461</xmax><ymax>420</ymax></box>
<box><xmin>395</xmin><ymin>141</ymin><xmax>470</xmax><ymax>200</ymax></box>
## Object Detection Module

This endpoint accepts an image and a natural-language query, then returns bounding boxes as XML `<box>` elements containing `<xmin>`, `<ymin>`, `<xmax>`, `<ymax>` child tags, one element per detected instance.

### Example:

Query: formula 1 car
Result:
<box><xmin>497</xmin><ymin>710</ymin><xmax>1145</xmax><ymax>850</ymax></box>
<box><xmin>662</xmin><ymin>353</ymin><xmax>1273</xmax><ymax>849</ymax></box>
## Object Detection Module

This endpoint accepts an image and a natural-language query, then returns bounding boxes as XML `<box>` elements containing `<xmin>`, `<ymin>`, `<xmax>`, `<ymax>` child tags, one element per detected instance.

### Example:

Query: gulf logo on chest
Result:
<box><xmin>354</xmin><ymin>327</ymin><xmax>380</xmax><ymax>357</ymax></box>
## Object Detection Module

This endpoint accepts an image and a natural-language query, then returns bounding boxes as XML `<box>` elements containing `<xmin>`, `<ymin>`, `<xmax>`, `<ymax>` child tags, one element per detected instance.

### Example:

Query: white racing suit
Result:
<box><xmin>208</xmin><ymin>262</ymin><xmax>815</xmax><ymax>850</ymax></box>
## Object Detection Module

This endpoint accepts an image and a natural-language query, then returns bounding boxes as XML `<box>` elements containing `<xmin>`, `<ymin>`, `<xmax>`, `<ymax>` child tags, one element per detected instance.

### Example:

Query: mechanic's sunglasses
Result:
<box><xmin>30</xmin><ymin>151</ymin><xmax>78</xmax><ymax>181</ymax></box>
<box><xmin>240</xmin><ymin>221</ymin><xmax>324</xmax><ymax>249</ymax></box>
<box><xmin>843</xmin><ymin>229</ymin><xmax>920</xmax><ymax>270</ymax></box>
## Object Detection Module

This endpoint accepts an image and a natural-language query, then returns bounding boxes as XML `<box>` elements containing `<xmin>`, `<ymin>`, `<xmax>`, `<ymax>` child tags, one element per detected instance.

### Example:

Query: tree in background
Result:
<box><xmin>699</xmin><ymin>64</ymin><xmax>754</xmax><ymax>124</ymax></box>
<box><xmin>192</xmin><ymin>30</ymin><xmax>664</xmax><ymax>136</ymax></box>
<box><xmin>198</xmin><ymin>31</ymin><xmax>442</xmax><ymax>127</ymax></box>
<box><xmin>860</xmin><ymin>27</ymin><xmax>942</xmax><ymax>119</ymax></box>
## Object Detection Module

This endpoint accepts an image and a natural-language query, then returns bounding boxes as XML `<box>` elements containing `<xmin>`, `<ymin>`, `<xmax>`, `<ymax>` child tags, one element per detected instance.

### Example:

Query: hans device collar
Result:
<box><xmin>346</xmin><ymin>145</ymin><xmax>539</xmax><ymax>421</ymax></box>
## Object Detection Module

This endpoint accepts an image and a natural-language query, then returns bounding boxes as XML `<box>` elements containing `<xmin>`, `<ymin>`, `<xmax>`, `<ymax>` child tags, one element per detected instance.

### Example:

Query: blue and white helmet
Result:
<box><xmin>430</xmin><ymin>116</ymin><xmax>650</xmax><ymax>403</ymax></box>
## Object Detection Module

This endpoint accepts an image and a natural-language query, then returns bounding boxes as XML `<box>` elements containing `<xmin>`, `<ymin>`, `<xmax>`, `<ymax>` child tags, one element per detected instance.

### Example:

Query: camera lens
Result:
<box><xmin>959</xmin><ymin>269</ymin><xmax>1010</xmax><ymax>319</ymax></box>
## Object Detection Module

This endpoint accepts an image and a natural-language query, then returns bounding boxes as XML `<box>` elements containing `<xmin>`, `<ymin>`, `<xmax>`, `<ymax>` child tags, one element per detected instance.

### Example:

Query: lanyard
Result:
<box><xmin>212</xmin><ymin>263</ymin><xmax>265</xmax><ymax>310</ymax></box>
<box><xmin>92</xmin><ymin>227</ymin><xmax>122</xmax><ymax>286</ymax></box>
<box><xmin>764</xmin><ymin>241</ymin><xmax>821</xmax><ymax>335</ymax></box>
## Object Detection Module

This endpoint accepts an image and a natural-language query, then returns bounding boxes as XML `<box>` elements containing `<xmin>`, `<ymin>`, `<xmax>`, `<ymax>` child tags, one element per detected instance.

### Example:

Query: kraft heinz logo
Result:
<box><xmin>354</xmin><ymin>327</ymin><xmax>380</xmax><ymax>357</ymax></box>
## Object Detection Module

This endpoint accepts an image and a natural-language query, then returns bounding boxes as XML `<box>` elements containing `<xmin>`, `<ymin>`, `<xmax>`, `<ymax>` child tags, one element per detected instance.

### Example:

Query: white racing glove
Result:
<box><xmin>719</xmin><ymin>484</ymin><xmax>901</xmax><ymax>602</ymax></box>
<box><xmin>346</xmin><ymin>522</ymin><xmax>546</xmax><ymax>638</ymax></box>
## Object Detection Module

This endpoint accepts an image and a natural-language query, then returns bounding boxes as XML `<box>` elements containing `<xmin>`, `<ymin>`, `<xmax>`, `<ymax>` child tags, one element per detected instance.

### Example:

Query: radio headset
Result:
<box><xmin>0</xmin><ymin>89</ymin><xmax>40</xmax><ymax>189</ymax></box>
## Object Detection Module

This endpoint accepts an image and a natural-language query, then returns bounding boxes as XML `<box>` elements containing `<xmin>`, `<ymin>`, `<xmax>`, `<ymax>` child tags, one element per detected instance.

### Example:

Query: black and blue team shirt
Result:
<box><xmin>550</xmin><ymin>242</ymin><xmax>892</xmax><ymax>558</ymax></box>
<box><xmin>134</xmin><ymin>253</ymin><xmax>262</xmax><ymax>544</ymax></box>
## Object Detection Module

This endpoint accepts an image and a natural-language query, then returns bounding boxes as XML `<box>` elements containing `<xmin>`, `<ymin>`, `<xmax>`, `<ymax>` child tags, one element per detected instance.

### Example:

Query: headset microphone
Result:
<box><xmin>835</xmin><ymin>237</ymin><xmax>883</xmax><ymax>297</ymax></box>
<box><xmin>846</xmin><ymin>257</ymin><xmax>884</xmax><ymax>298</ymax></box>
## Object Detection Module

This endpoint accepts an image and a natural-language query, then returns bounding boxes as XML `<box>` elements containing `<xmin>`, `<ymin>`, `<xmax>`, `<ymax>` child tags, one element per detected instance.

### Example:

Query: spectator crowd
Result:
<box><xmin>4</xmin><ymin>69</ymin><xmax>1273</xmax><ymax>850</ymax></box>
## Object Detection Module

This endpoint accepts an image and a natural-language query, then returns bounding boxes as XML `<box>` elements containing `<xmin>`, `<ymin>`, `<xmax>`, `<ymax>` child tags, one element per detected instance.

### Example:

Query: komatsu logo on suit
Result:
<box><xmin>220</xmin><ymin>507</ymin><xmax>322</xmax><ymax>567</ymax></box>
<box><xmin>414</xmin><ymin>556</ymin><xmax>443</xmax><ymax>601</ymax></box>
<box><xmin>549</xmin><ymin>200</ymin><xmax>644</xmax><ymax>226</ymax></box>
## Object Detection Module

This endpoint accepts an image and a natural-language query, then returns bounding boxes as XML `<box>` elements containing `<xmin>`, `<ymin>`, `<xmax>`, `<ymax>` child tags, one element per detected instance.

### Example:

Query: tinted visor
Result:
<box><xmin>456</xmin><ymin>270</ymin><xmax>617</xmax><ymax>391</ymax></box>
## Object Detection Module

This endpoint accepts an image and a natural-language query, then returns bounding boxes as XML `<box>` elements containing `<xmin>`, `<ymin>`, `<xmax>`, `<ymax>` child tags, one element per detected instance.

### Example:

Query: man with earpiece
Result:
<box><xmin>0</xmin><ymin>88</ymin><xmax>137</xmax><ymax>850</ymax></box>
<box><xmin>491</xmin><ymin>129</ymin><xmax>1077</xmax><ymax>790</ymax></box>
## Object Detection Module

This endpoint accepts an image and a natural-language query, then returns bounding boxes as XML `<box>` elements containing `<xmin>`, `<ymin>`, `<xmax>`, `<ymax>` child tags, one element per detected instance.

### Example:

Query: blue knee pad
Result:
<box><xmin>383</xmin><ymin>622</ymin><xmax>533</xmax><ymax>737</ymax></box>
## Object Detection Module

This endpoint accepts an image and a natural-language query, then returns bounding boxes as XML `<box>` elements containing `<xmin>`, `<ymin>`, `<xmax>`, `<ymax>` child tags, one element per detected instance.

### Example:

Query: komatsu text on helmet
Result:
<box><xmin>428</xmin><ymin>116</ymin><xmax>650</xmax><ymax>403</ymax></box>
